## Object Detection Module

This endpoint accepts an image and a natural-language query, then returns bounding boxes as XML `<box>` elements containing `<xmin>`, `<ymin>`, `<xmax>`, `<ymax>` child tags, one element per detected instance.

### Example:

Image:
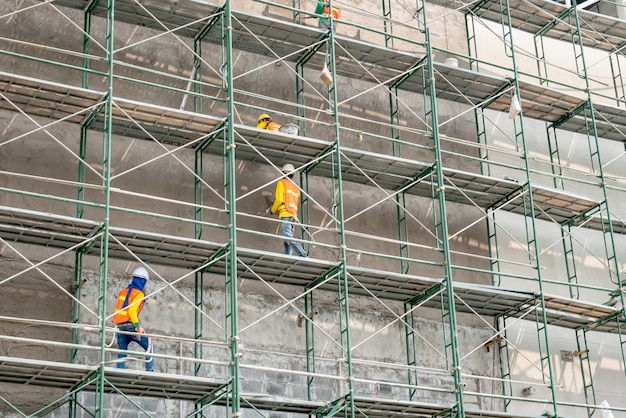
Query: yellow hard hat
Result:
<box><xmin>258</xmin><ymin>113</ymin><xmax>272</xmax><ymax>123</ymax></box>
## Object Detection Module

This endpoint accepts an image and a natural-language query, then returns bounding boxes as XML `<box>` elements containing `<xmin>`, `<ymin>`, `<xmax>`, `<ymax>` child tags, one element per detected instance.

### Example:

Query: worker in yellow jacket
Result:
<box><xmin>112</xmin><ymin>266</ymin><xmax>154</xmax><ymax>371</ymax></box>
<box><xmin>270</xmin><ymin>164</ymin><xmax>308</xmax><ymax>257</ymax></box>
<box><xmin>257</xmin><ymin>113</ymin><xmax>282</xmax><ymax>132</ymax></box>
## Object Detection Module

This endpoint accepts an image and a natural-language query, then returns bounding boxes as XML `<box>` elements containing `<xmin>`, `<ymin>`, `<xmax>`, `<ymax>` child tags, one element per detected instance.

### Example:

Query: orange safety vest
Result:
<box><xmin>278</xmin><ymin>178</ymin><xmax>300</xmax><ymax>218</ymax></box>
<box><xmin>112</xmin><ymin>288</ymin><xmax>145</xmax><ymax>324</ymax></box>
<box><xmin>323</xmin><ymin>4</ymin><xmax>341</xmax><ymax>19</ymax></box>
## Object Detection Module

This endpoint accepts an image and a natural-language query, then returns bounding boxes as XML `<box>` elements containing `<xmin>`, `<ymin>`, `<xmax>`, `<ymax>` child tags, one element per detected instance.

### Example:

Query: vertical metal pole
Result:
<box><xmin>96</xmin><ymin>0</ymin><xmax>115</xmax><ymax>416</ymax></box>
<box><xmin>71</xmin><ymin>252</ymin><xmax>84</xmax><ymax>364</ymax></box>
<box><xmin>403</xmin><ymin>302</ymin><xmax>419</xmax><ymax>399</ymax></box>
<box><xmin>500</xmin><ymin>0</ymin><xmax>558</xmax><ymax>412</ymax></box>
<box><xmin>194</xmin><ymin>139</ymin><xmax>205</xmax><ymax>240</ymax></box>
<box><xmin>81</xmin><ymin>2</ymin><xmax>95</xmax><ymax>90</ymax></box>
<box><xmin>326</xmin><ymin>1</ymin><xmax>354</xmax><ymax>414</ymax></box>
<box><xmin>300</xmin><ymin>170</ymin><xmax>311</xmax><ymax>251</ymax></box>
<box><xmin>193</xmin><ymin>35</ymin><xmax>203</xmax><ymax>114</ymax></box>
<box><xmin>465</xmin><ymin>11</ymin><xmax>479</xmax><ymax>71</ymax></box>
<box><xmin>77</xmin><ymin>127</ymin><xmax>87</xmax><ymax>219</ymax></box>
<box><xmin>571</xmin><ymin>5</ymin><xmax>625</xmax><ymax>390</ymax></box>
<box><xmin>73</xmin><ymin>123</ymin><xmax>88</xmax><ymax>368</ymax></box>
<box><xmin>424</xmin><ymin>25</ymin><xmax>465</xmax><ymax>415</ymax></box>
<box><xmin>382</xmin><ymin>0</ymin><xmax>393</xmax><ymax>48</ymax></box>
<box><xmin>295</xmin><ymin>40</ymin><xmax>324</xmax><ymax>138</ymax></box>
<box><xmin>292</xmin><ymin>0</ymin><xmax>302</xmax><ymax>24</ymax></box>
<box><xmin>570</xmin><ymin>2</ymin><xmax>622</xmax><ymax>289</ymax></box>
<box><xmin>534</xmin><ymin>35</ymin><xmax>548</xmax><ymax>85</ymax></box>
<box><xmin>296</xmin><ymin>62</ymin><xmax>307</xmax><ymax>137</ymax></box>
<box><xmin>389</xmin><ymin>85</ymin><xmax>402</xmax><ymax>157</ymax></box>
<box><xmin>79</xmin><ymin>0</ymin><xmax>99</xmax><ymax>215</ymax></box>
<box><xmin>576</xmin><ymin>329</ymin><xmax>596</xmax><ymax>416</ymax></box>
<box><xmin>486</xmin><ymin>208</ymin><xmax>502</xmax><ymax>286</ymax></box>
<box><xmin>499</xmin><ymin>0</ymin><xmax>513</xmax><ymax>58</ymax></box>
<box><xmin>194</xmin><ymin>271</ymin><xmax>204</xmax><ymax>377</ymax></box>
<box><xmin>618</xmin><ymin>290</ymin><xmax>626</xmax><ymax>376</ymax></box>
<box><xmin>496</xmin><ymin>316</ymin><xmax>512</xmax><ymax>410</ymax></box>
<box><xmin>396</xmin><ymin>193</ymin><xmax>410</xmax><ymax>274</ymax></box>
<box><xmin>223</xmin><ymin>2</ymin><xmax>240</xmax><ymax>416</ymax></box>
<box><xmin>304</xmin><ymin>291</ymin><xmax>316</xmax><ymax>401</ymax></box>
<box><xmin>609</xmin><ymin>53</ymin><xmax>625</xmax><ymax>106</ymax></box>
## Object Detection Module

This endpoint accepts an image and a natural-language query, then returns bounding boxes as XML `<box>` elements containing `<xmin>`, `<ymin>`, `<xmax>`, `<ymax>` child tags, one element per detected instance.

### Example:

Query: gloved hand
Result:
<box><xmin>265</xmin><ymin>206</ymin><xmax>272</xmax><ymax>214</ymax></box>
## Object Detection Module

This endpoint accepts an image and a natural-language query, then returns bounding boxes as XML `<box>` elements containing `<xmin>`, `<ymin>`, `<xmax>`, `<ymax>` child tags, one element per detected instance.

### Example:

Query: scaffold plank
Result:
<box><xmin>0</xmin><ymin>355</ymin><xmax>576</xmax><ymax>416</ymax></box>
<box><xmin>0</xmin><ymin>356</ymin><xmax>226</xmax><ymax>401</ymax></box>
<box><xmin>534</xmin><ymin>294</ymin><xmax>625</xmax><ymax>332</ymax></box>
<box><xmin>239</xmin><ymin>394</ymin><xmax>324</xmax><ymax>414</ymax></box>
<box><xmin>557</xmin><ymin>101</ymin><xmax>626</xmax><ymax>142</ymax></box>
<box><xmin>5</xmin><ymin>1</ymin><xmax>623</xmax><ymax>417</ymax></box>
<box><xmin>469</xmin><ymin>0</ymin><xmax>626</xmax><ymax>52</ymax></box>
<box><xmin>1</xmin><ymin>72</ymin><xmax>621</xmax><ymax>234</ymax></box>
<box><xmin>0</xmin><ymin>71</ymin><xmax>104</xmax><ymax>122</ymax></box>
<box><xmin>350</xmin><ymin>395</ymin><xmax>541</xmax><ymax>418</ymax></box>
<box><xmin>586</xmin><ymin>215</ymin><xmax>626</xmax><ymax>234</ymax></box>
<box><xmin>29</xmin><ymin>2</ymin><xmax>626</xmax><ymax>142</ymax></box>
<box><xmin>1</xmin><ymin>205</ymin><xmax>621</xmax><ymax>332</ymax></box>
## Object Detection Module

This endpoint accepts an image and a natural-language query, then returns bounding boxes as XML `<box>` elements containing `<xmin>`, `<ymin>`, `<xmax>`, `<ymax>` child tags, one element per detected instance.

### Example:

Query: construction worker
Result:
<box><xmin>257</xmin><ymin>113</ymin><xmax>282</xmax><ymax>132</ymax></box>
<box><xmin>270</xmin><ymin>163</ymin><xmax>308</xmax><ymax>257</ymax></box>
<box><xmin>315</xmin><ymin>0</ymin><xmax>340</xmax><ymax>31</ymax></box>
<box><xmin>112</xmin><ymin>266</ymin><xmax>154</xmax><ymax>372</ymax></box>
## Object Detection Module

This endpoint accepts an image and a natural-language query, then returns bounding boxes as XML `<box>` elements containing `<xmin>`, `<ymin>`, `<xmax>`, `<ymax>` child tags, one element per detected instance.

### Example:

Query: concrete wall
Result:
<box><xmin>0</xmin><ymin>0</ymin><xmax>625</xmax><ymax>417</ymax></box>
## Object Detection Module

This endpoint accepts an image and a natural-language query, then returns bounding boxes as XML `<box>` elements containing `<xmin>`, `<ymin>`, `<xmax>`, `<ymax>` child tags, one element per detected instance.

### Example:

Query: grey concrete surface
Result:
<box><xmin>0</xmin><ymin>0</ymin><xmax>625</xmax><ymax>417</ymax></box>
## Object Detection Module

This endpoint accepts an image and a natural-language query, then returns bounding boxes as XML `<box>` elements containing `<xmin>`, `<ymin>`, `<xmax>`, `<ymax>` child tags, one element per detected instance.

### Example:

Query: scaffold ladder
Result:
<box><xmin>496</xmin><ymin>316</ymin><xmax>513</xmax><ymax>410</ymax></box>
<box><xmin>575</xmin><ymin>328</ymin><xmax>597</xmax><ymax>417</ymax></box>
<box><xmin>610</xmin><ymin>53</ymin><xmax>626</xmax><ymax>106</ymax></box>
<box><xmin>465</xmin><ymin>11</ymin><xmax>480</xmax><ymax>71</ymax></box>
<box><xmin>397</xmin><ymin>192</ymin><xmax>411</xmax><ymax>274</ymax></box>
<box><xmin>546</xmin><ymin>126</ymin><xmax>580</xmax><ymax>299</ymax></box>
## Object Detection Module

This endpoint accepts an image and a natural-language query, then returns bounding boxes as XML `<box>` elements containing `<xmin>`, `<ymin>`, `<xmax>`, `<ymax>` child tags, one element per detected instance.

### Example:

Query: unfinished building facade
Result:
<box><xmin>0</xmin><ymin>0</ymin><xmax>625</xmax><ymax>417</ymax></box>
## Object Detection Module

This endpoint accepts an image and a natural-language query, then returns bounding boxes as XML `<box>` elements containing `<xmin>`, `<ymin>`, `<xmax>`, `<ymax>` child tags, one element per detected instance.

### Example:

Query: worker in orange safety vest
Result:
<box><xmin>112</xmin><ymin>266</ymin><xmax>154</xmax><ymax>371</ymax></box>
<box><xmin>269</xmin><ymin>163</ymin><xmax>308</xmax><ymax>257</ymax></box>
<box><xmin>257</xmin><ymin>113</ymin><xmax>282</xmax><ymax>132</ymax></box>
<box><xmin>315</xmin><ymin>0</ymin><xmax>340</xmax><ymax>31</ymax></box>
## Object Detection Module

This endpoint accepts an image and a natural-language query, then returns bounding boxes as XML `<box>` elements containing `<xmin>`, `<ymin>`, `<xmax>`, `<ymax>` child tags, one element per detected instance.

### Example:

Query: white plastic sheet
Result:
<box><xmin>600</xmin><ymin>400</ymin><xmax>615</xmax><ymax>418</ymax></box>
<box><xmin>508</xmin><ymin>92</ymin><xmax>521</xmax><ymax>119</ymax></box>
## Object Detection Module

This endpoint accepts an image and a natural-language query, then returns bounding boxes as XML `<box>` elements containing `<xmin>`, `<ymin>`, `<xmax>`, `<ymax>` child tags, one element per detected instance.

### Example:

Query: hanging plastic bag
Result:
<box><xmin>508</xmin><ymin>92</ymin><xmax>521</xmax><ymax>119</ymax></box>
<box><xmin>320</xmin><ymin>61</ymin><xmax>333</xmax><ymax>86</ymax></box>
<box><xmin>600</xmin><ymin>400</ymin><xmax>615</xmax><ymax>418</ymax></box>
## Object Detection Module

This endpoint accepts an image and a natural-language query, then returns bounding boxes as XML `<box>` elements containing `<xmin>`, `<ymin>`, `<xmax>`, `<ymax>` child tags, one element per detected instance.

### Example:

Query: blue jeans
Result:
<box><xmin>320</xmin><ymin>20</ymin><xmax>336</xmax><ymax>31</ymax></box>
<box><xmin>117</xmin><ymin>325</ymin><xmax>154</xmax><ymax>371</ymax></box>
<box><xmin>280</xmin><ymin>217</ymin><xmax>307</xmax><ymax>257</ymax></box>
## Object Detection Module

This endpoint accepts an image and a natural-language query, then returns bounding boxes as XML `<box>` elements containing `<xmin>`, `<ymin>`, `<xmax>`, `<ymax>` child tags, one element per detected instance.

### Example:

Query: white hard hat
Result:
<box><xmin>281</xmin><ymin>163</ymin><xmax>295</xmax><ymax>173</ymax></box>
<box><xmin>132</xmin><ymin>267</ymin><xmax>149</xmax><ymax>281</ymax></box>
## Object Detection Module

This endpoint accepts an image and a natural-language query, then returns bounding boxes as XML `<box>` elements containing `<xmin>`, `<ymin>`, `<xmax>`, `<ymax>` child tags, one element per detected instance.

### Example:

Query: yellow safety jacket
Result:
<box><xmin>112</xmin><ymin>288</ymin><xmax>145</xmax><ymax>325</ymax></box>
<box><xmin>257</xmin><ymin>121</ymin><xmax>282</xmax><ymax>132</ymax></box>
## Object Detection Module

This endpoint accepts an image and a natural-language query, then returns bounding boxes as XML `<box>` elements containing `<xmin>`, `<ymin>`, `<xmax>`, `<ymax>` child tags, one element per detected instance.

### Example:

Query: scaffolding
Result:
<box><xmin>0</xmin><ymin>0</ymin><xmax>625</xmax><ymax>417</ymax></box>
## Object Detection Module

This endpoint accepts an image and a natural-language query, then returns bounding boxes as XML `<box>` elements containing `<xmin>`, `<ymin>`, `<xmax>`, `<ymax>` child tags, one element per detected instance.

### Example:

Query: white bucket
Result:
<box><xmin>280</xmin><ymin>124</ymin><xmax>299</xmax><ymax>135</ymax></box>
<box><xmin>444</xmin><ymin>58</ymin><xmax>459</xmax><ymax>67</ymax></box>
